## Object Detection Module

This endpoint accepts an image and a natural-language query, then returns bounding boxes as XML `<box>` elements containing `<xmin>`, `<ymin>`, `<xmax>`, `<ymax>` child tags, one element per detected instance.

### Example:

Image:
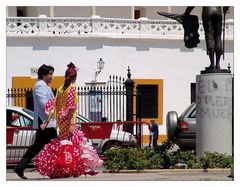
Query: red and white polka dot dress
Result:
<box><xmin>34</xmin><ymin>83</ymin><xmax>103</xmax><ymax>179</ymax></box>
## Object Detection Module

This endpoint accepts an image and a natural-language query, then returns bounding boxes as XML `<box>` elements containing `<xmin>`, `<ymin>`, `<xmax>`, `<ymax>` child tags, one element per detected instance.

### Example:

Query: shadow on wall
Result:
<box><xmin>6</xmin><ymin>37</ymin><xmax>233</xmax><ymax>53</ymax></box>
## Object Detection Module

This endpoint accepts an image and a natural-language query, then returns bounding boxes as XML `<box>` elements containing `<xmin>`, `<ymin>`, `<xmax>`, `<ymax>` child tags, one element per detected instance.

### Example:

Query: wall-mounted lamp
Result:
<box><xmin>94</xmin><ymin>58</ymin><xmax>105</xmax><ymax>82</ymax></box>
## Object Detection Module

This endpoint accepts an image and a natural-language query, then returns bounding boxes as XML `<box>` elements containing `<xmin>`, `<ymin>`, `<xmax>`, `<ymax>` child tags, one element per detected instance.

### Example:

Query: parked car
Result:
<box><xmin>166</xmin><ymin>102</ymin><xmax>196</xmax><ymax>149</ymax></box>
<box><xmin>6</xmin><ymin>106</ymin><xmax>136</xmax><ymax>162</ymax></box>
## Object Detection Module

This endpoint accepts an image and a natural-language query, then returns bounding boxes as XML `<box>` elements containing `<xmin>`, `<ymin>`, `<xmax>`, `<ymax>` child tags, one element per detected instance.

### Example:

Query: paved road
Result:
<box><xmin>6</xmin><ymin>168</ymin><xmax>233</xmax><ymax>181</ymax></box>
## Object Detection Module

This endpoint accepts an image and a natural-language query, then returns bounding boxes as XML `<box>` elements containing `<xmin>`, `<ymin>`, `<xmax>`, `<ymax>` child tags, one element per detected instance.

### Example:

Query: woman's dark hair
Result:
<box><xmin>63</xmin><ymin>62</ymin><xmax>78</xmax><ymax>89</ymax></box>
<box><xmin>37</xmin><ymin>64</ymin><xmax>54</xmax><ymax>79</ymax></box>
<box><xmin>65</xmin><ymin>62</ymin><xmax>77</xmax><ymax>79</ymax></box>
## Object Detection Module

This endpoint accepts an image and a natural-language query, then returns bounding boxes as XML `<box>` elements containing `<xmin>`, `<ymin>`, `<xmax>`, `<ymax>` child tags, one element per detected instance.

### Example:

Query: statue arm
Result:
<box><xmin>184</xmin><ymin>6</ymin><xmax>195</xmax><ymax>16</ymax></box>
<box><xmin>223</xmin><ymin>6</ymin><xmax>230</xmax><ymax>14</ymax></box>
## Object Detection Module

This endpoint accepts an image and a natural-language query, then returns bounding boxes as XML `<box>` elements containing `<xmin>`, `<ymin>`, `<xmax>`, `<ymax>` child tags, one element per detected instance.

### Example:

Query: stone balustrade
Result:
<box><xmin>6</xmin><ymin>17</ymin><xmax>233</xmax><ymax>40</ymax></box>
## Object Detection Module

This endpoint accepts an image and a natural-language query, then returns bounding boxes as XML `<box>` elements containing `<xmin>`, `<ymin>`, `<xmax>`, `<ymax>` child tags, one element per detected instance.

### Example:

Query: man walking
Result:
<box><xmin>13</xmin><ymin>64</ymin><xmax>57</xmax><ymax>179</ymax></box>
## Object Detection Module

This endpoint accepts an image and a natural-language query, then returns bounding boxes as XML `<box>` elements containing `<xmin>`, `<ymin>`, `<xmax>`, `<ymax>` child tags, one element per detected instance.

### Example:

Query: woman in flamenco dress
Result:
<box><xmin>34</xmin><ymin>62</ymin><xmax>103</xmax><ymax>178</ymax></box>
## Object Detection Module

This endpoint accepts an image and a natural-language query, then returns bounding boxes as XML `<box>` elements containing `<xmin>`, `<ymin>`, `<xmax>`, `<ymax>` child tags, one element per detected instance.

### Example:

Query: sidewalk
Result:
<box><xmin>6</xmin><ymin>168</ymin><xmax>233</xmax><ymax>181</ymax></box>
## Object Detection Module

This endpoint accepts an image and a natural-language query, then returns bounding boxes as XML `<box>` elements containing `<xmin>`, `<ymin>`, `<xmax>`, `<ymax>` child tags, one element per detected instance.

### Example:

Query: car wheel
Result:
<box><xmin>166</xmin><ymin>111</ymin><xmax>178</xmax><ymax>141</ymax></box>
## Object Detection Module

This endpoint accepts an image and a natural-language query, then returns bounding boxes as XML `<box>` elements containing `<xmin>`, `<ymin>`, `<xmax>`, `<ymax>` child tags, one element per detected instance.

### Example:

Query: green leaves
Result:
<box><xmin>103</xmin><ymin>142</ymin><xmax>233</xmax><ymax>171</ymax></box>
<box><xmin>200</xmin><ymin>152</ymin><xmax>233</xmax><ymax>169</ymax></box>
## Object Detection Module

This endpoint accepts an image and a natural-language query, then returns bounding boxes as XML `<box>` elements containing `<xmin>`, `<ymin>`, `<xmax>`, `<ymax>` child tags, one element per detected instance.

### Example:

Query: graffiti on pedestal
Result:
<box><xmin>196</xmin><ymin>77</ymin><xmax>232</xmax><ymax>119</ymax></box>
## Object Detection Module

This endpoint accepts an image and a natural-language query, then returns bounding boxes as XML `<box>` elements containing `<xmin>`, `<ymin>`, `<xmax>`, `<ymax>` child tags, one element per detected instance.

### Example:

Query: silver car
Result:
<box><xmin>166</xmin><ymin>102</ymin><xmax>196</xmax><ymax>149</ymax></box>
<box><xmin>6</xmin><ymin>106</ymin><xmax>136</xmax><ymax>163</ymax></box>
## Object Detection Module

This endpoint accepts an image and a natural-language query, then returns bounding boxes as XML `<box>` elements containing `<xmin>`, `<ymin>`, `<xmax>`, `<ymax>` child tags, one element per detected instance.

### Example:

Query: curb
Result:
<box><xmin>102</xmin><ymin>168</ymin><xmax>231</xmax><ymax>173</ymax></box>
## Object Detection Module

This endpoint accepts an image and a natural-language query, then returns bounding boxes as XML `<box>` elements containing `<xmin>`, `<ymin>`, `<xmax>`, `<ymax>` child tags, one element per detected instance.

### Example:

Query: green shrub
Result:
<box><xmin>125</xmin><ymin>148</ymin><xmax>148</xmax><ymax>170</ymax></box>
<box><xmin>103</xmin><ymin>144</ymin><xmax>233</xmax><ymax>171</ymax></box>
<box><xmin>200</xmin><ymin>152</ymin><xmax>233</xmax><ymax>169</ymax></box>
<box><xmin>104</xmin><ymin>147</ymin><xmax>163</xmax><ymax>170</ymax></box>
<box><xmin>143</xmin><ymin>147</ymin><xmax>163</xmax><ymax>169</ymax></box>
<box><xmin>172</xmin><ymin>150</ymin><xmax>198</xmax><ymax>168</ymax></box>
<box><xmin>103</xmin><ymin>147</ymin><xmax>128</xmax><ymax>171</ymax></box>
<box><xmin>154</xmin><ymin>140</ymin><xmax>176</xmax><ymax>168</ymax></box>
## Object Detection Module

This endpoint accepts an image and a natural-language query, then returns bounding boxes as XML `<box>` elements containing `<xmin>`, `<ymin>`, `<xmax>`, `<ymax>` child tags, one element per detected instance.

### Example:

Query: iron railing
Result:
<box><xmin>6</xmin><ymin>75</ymin><xmax>128</xmax><ymax>122</ymax></box>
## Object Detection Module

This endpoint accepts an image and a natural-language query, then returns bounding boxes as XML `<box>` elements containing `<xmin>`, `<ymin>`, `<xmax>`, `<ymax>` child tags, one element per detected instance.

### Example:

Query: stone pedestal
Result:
<box><xmin>196</xmin><ymin>73</ymin><xmax>232</xmax><ymax>158</ymax></box>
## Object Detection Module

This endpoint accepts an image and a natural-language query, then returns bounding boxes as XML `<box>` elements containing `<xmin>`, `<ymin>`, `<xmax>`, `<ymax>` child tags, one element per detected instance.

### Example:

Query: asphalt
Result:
<box><xmin>6</xmin><ymin>167</ymin><xmax>233</xmax><ymax>181</ymax></box>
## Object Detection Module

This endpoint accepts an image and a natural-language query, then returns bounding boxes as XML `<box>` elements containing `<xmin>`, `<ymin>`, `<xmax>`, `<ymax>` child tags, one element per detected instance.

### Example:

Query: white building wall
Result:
<box><xmin>53</xmin><ymin>6</ymin><xmax>92</xmax><ymax>17</ymax></box>
<box><xmin>95</xmin><ymin>6</ymin><xmax>132</xmax><ymax>19</ymax></box>
<box><xmin>36</xmin><ymin>7</ymin><xmax>51</xmax><ymax>17</ymax></box>
<box><xmin>7</xmin><ymin>6</ymin><xmax>17</xmax><ymax>17</ymax></box>
<box><xmin>26</xmin><ymin>7</ymin><xmax>38</xmax><ymax>17</ymax></box>
<box><xmin>6</xmin><ymin>37</ymin><xmax>233</xmax><ymax>134</ymax></box>
<box><xmin>145</xmin><ymin>6</ymin><xmax>169</xmax><ymax>20</ymax></box>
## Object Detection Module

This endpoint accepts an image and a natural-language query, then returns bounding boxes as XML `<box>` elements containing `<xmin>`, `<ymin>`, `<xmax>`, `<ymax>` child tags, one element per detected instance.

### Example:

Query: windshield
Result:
<box><xmin>23</xmin><ymin>108</ymin><xmax>34</xmax><ymax>117</ymax></box>
<box><xmin>76</xmin><ymin>114</ymin><xmax>92</xmax><ymax>123</ymax></box>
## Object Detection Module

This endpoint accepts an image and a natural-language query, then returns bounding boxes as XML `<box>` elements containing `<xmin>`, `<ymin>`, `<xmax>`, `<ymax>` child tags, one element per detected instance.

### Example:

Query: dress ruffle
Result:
<box><xmin>34</xmin><ymin>128</ymin><xmax>103</xmax><ymax>178</ymax></box>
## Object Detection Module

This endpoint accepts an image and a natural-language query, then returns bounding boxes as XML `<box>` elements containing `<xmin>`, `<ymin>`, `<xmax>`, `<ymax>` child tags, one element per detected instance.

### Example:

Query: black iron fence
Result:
<box><xmin>77</xmin><ymin>75</ymin><xmax>126</xmax><ymax>122</ymax></box>
<box><xmin>6</xmin><ymin>75</ymin><xmax>129</xmax><ymax>122</ymax></box>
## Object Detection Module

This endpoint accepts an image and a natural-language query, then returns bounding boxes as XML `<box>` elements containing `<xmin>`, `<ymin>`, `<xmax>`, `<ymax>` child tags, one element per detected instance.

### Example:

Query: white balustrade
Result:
<box><xmin>6</xmin><ymin>17</ymin><xmax>233</xmax><ymax>40</ymax></box>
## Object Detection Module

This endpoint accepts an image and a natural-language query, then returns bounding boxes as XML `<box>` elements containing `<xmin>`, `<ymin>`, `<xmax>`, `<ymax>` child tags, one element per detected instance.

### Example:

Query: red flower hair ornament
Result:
<box><xmin>65</xmin><ymin>62</ymin><xmax>78</xmax><ymax>78</ymax></box>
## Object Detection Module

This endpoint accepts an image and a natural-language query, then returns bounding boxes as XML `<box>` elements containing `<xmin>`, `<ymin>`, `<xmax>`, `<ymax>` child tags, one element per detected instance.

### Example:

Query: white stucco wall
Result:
<box><xmin>7</xmin><ymin>6</ymin><xmax>17</xmax><ymax>17</ymax></box>
<box><xmin>6</xmin><ymin>37</ymin><xmax>234</xmax><ymax>134</ymax></box>
<box><xmin>26</xmin><ymin>7</ymin><xmax>38</xmax><ymax>17</ymax></box>
<box><xmin>96</xmin><ymin>7</ymin><xmax>132</xmax><ymax>19</ymax></box>
<box><xmin>53</xmin><ymin>6</ymin><xmax>92</xmax><ymax>17</ymax></box>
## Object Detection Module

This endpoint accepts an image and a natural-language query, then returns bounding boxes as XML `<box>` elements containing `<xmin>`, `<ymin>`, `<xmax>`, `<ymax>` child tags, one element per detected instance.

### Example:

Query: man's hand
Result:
<box><xmin>69</xmin><ymin>125</ymin><xmax>74</xmax><ymax>133</ymax></box>
<box><xmin>40</xmin><ymin>122</ymin><xmax>47</xmax><ymax>130</ymax></box>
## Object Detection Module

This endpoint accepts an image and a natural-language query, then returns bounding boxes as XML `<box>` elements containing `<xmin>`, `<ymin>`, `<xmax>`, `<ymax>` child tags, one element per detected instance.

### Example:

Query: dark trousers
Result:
<box><xmin>17</xmin><ymin>118</ymin><xmax>57</xmax><ymax>170</ymax></box>
<box><xmin>152</xmin><ymin>139</ymin><xmax>158</xmax><ymax>148</ymax></box>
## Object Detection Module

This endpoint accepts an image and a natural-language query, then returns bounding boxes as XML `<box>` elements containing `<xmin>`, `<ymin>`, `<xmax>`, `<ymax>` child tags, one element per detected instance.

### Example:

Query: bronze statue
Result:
<box><xmin>158</xmin><ymin>6</ymin><xmax>230</xmax><ymax>73</ymax></box>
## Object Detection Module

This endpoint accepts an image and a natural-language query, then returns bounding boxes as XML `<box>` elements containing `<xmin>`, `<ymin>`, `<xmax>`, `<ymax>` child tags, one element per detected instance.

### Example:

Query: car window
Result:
<box><xmin>7</xmin><ymin>110</ymin><xmax>32</xmax><ymax>127</ymax></box>
<box><xmin>189</xmin><ymin>109</ymin><xmax>196</xmax><ymax>118</ymax></box>
<box><xmin>22</xmin><ymin>108</ymin><xmax>34</xmax><ymax>117</ymax></box>
<box><xmin>76</xmin><ymin>117</ymin><xmax>86</xmax><ymax>123</ymax></box>
<box><xmin>181</xmin><ymin>102</ymin><xmax>195</xmax><ymax>116</ymax></box>
<box><xmin>76</xmin><ymin>114</ymin><xmax>92</xmax><ymax>123</ymax></box>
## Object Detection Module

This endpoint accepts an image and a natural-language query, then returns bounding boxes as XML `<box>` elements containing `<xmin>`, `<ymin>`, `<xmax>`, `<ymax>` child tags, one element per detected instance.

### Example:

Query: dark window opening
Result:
<box><xmin>17</xmin><ymin>7</ymin><xmax>27</xmax><ymax>17</ymax></box>
<box><xmin>191</xmin><ymin>82</ymin><xmax>196</xmax><ymax>103</ymax></box>
<box><xmin>137</xmin><ymin>85</ymin><xmax>158</xmax><ymax>118</ymax></box>
<box><xmin>134</xmin><ymin>10</ymin><xmax>140</xmax><ymax>19</ymax></box>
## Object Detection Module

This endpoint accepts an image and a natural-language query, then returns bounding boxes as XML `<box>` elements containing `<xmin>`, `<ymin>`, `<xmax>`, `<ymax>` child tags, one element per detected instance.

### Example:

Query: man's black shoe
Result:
<box><xmin>13</xmin><ymin>167</ymin><xmax>27</xmax><ymax>179</ymax></box>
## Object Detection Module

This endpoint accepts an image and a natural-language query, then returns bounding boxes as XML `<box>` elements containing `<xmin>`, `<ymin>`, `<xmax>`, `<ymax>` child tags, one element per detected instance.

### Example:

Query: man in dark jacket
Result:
<box><xmin>150</xmin><ymin>119</ymin><xmax>159</xmax><ymax>148</ymax></box>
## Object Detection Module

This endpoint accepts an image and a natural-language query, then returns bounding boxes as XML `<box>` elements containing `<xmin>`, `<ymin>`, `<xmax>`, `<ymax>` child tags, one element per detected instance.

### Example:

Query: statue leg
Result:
<box><xmin>202</xmin><ymin>15</ymin><xmax>215</xmax><ymax>69</ymax></box>
<box><xmin>214</xmin><ymin>12</ymin><xmax>223</xmax><ymax>69</ymax></box>
<box><xmin>215</xmin><ymin>53</ymin><xmax>221</xmax><ymax>69</ymax></box>
<box><xmin>208</xmin><ymin>50</ymin><xmax>215</xmax><ymax>69</ymax></box>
